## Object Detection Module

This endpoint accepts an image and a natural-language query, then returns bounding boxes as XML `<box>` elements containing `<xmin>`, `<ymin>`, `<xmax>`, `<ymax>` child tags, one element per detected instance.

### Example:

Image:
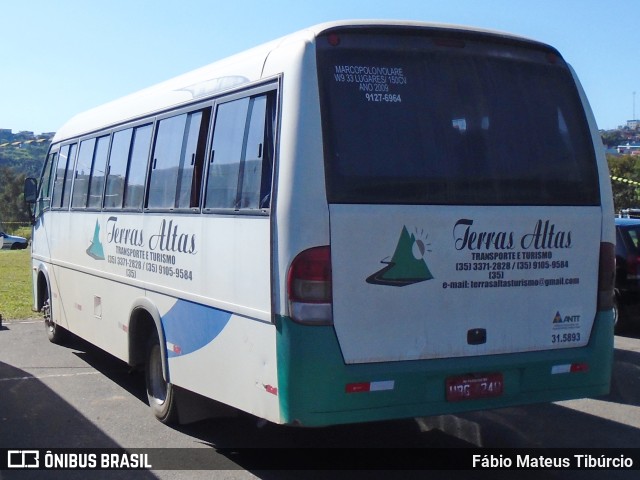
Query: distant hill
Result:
<box><xmin>0</xmin><ymin>130</ymin><xmax>53</xmax><ymax>178</ymax></box>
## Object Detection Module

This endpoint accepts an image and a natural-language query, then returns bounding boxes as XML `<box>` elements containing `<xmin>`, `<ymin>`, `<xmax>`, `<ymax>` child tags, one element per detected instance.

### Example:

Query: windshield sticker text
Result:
<box><xmin>333</xmin><ymin>64</ymin><xmax>408</xmax><ymax>102</ymax></box>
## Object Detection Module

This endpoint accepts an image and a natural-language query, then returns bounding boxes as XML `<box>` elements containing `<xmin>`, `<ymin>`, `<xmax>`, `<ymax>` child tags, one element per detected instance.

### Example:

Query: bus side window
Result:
<box><xmin>87</xmin><ymin>135</ymin><xmax>110</xmax><ymax>209</ymax></box>
<box><xmin>147</xmin><ymin>107</ymin><xmax>210</xmax><ymax>210</ymax></box>
<box><xmin>205</xmin><ymin>98</ymin><xmax>247</xmax><ymax>209</ymax></box>
<box><xmin>104</xmin><ymin>128</ymin><xmax>133</xmax><ymax>209</ymax></box>
<box><xmin>72</xmin><ymin>135</ymin><xmax>111</xmax><ymax>210</ymax></box>
<box><xmin>259</xmin><ymin>92</ymin><xmax>276</xmax><ymax>209</ymax></box>
<box><xmin>51</xmin><ymin>144</ymin><xmax>76</xmax><ymax>210</ymax></box>
<box><xmin>72</xmin><ymin>138</ymin><xmax>96</xmax><ymax>209</ymax></box>
<box><xmin>240</xmin><ymin>95</ymin><xmax>267</xmax><ymax>209</ymax></box>
<box><xmin>204</xmin><ymin>91</ymin><xmax>275</xmax><ymax>212</ymax></box>
<box><xmin>36</xmin><ymin>151</ymin><xmax>57</xmax><ymax>216</ymax></box>
<box><xmin>104</xmin><ymin>124</ymin><xmax>151</xmax><ymax>210</ymax></box>
<box><xmin>189</xmin><ymin>108</ymin><xmax>212</xmax><ymax>208</ymax></box>
<box><xmin>61</xmin><ymin>144</ymin><xmax>77</xmax><ymax>209</ymax></box>
<box><xmin>50</xmin><ymin>146</ymin><xmax>65</xmax><ymax>208</ymax></box>
<box><xmin>124</xmin><ymin>124</ymin><xmax>153</xmax><ymax>210</ymax></box>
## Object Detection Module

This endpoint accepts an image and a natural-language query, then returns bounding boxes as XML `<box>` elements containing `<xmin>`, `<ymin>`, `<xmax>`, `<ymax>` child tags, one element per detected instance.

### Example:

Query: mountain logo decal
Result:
<box><xmin>366</xmin><ymin>226</ymin><xmax>434</xmax><ymax>286</ymax></box>
<box><xmin>86</xmin><ymin>219</ymin><xmax>105</xmax><ymax>260</ymax></box>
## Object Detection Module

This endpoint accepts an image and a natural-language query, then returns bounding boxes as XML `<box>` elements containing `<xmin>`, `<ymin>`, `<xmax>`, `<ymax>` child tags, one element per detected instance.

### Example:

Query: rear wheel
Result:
<box><xmin>613</xmin><ymin>293</ymin><xmax>627</xmax><ymax>334</ymax></box>
<box><xmin>145</xmin><ymin>330</ymin><xmax>178</xmax><ymax>424</ymax></box>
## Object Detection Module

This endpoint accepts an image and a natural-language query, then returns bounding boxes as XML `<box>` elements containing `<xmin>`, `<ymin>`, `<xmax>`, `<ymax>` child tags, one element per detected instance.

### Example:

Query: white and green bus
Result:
<box><xmin>25</xmin><ymin>20</ymin><xmax>616</xmax><ymax>427</ymax></box>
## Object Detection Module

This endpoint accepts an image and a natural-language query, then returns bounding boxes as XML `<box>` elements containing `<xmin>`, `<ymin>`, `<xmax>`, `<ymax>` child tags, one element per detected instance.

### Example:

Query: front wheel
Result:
<box><xmin>145</xmin><ymin>331</ymin><xmax>178</xmax><ymax>424</ymax></box>
<box><xmin>43</xmin><ymin>291</ymin><xmax>66</xmax><ymax>344</ymax></box>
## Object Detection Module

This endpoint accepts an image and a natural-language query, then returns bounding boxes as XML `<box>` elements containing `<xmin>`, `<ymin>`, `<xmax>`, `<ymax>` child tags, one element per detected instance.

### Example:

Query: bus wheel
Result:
<box><xmin>145</xmin><ymin>331</ymin><xmax>178</xmax><ymax>424</ymax></box>
<box><xmin>613</xmin><ymin>293</ymin><xmax>627</xmax><ymax>334</ymax></box>
<box><xmin>43</xmin><ymin>292</ymin><xmax>65</xmax><ymax>344</ymax></box>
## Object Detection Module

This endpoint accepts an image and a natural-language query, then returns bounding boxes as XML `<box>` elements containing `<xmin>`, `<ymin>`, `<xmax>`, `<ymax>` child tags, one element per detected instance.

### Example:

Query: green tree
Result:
<box><xmin>0</xmin><ymin>166</ymin><xmax>30</xmax><ymax>225</ymax></box>
<box><xmin>607</xmin><ymin>154</ymin><xmax>640</xmax><ymax>212</ymax></box>
<box><xmin>601</xmin><ymin>130</ymin><xmax>625</xmax><ymax>148</ymax></box>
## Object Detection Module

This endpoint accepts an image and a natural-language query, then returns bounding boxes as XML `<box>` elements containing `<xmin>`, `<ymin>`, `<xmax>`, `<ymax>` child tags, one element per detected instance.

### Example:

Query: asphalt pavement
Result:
<box><xmin>1</xmin><ymin>319</ymin><xmax>639</xmax><ymax>480</ymax></box>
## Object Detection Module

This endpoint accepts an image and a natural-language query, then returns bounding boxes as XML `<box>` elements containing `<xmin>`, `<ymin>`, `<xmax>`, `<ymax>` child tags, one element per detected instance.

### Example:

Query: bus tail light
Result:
<box><xmin>287</xmin><ymin>246</ymin><xmax>333</xmax><ymax>325</ymax></box>
<box><xmin>597</xmin><ymin>242</ymin><xmax>615</xmax><ymax>311</ymax></box>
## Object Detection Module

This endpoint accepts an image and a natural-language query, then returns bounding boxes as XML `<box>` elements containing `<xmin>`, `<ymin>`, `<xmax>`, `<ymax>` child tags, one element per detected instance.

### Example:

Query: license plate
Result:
<box><xmin>446</xmin><ymin>372</ymin><xmax>504</xmax><ymax>402</ymax></box>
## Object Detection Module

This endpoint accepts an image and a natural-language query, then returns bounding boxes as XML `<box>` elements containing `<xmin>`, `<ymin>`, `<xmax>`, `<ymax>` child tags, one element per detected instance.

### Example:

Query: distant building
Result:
<box><xmin>626</xmin><ymin>119</ymin><xmax>640</xmax><ymax>130</ymax></box>
<box><xmin>617</xmin><ymin>143</ymin><xmax>640</xmax><ymax>155</ymax></box>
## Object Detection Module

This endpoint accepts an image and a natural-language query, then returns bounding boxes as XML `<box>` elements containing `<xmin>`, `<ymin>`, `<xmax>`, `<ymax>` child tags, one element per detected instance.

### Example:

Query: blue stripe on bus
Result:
<box><xmin>161</xmin><ymin>300</ymin><xmax>232</xmax><ymax>358</ymax></box>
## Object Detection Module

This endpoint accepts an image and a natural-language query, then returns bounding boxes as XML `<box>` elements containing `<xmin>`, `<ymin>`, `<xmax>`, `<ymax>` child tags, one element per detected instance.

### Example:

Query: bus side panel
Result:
<box><xmin>56</xmin><ymin>263</ymin><xmax>141</xmax><ymax>361</ymax></box>
<box><xmin>31</xmin><ymin>219</ymin><xmax>52</xmax><ymax>310</ymax></box>
<box><xmin>149</xmin><ymin>294</ymin><xmax>280</xmax><ymax>423</ymax></box>
<box><xmin>264</xmin><ymin>36</ymin><xmax>331</xmax><ymax>316</ymax></box>
<box><xmin>275</xmin><ymin>312</ymin><xmax>613</xmax><ymax>427</ymax></box>
<box><xmin>140</xmin><ymin>210</ymin><xmax>277</xmax><ymax>420</ymax></box>
<box><xmin>42</xmin><ymin>211</ymin><xmax>75</xmax><ymax>334</ymax></box>
<box><xmin>41</xmin><ymin>211</ymin><xmax>135</xmax><ymax>360</ymax></box>
<box><xmin>31</xmin><ymin>210</ymin><xmax>62</xmax><ymax>328</ymax></box>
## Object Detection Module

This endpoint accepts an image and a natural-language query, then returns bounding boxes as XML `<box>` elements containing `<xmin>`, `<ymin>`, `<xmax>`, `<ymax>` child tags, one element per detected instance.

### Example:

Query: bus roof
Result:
<box><xmin>52</xmin><ymin>20</ymin><xmax>551</xmax><ymax>143</ymax></box>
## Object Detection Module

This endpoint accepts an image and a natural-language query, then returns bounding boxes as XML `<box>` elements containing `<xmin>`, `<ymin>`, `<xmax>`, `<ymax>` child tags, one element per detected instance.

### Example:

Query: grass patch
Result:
<box><xmin>0</xmin><ymin>248</ymin><xmax>38</xmax><ymax>320</ymax></box>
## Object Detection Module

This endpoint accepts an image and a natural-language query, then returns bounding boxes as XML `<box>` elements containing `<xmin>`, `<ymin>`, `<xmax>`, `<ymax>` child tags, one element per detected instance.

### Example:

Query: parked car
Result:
<box><xmin>0</xmin><ymin>231</ymin><xmax>28</xmax><ymax>250</ymax></box>
<box><xmin>614</xmin><ymin>217</ymin><xmax>640</xmax><ymax>332</ymax></box>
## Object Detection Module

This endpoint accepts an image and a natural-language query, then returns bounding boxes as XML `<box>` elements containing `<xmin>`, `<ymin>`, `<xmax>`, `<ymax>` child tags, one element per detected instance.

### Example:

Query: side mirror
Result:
<box><xmin>24</xmin><ymin>177</ymin><xmax>38</xmax><ymax>224</ymax></box>
<box><xmin>24</xmin><ymin>177</ymin><xmax>38</xmax><ymax>204</ymax></box>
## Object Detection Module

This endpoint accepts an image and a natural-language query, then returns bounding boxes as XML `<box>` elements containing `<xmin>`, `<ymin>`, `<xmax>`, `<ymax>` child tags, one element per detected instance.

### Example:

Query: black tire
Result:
<box><xmin>613</xmin><ymin>293</ymin><xmax>627</xmax><ymax>335</ymax></box>
<box><xmin>145</xmin><ymin>330</ymin><xmax>179</xmax><ymax>424</ymax></box>
<box><xmin>43</xmin><ymin>287</ymin><xmax>66</xmax><ymax>344</ymax></box>
<box><xmin>613</xmin><ymin>294</ymin><xmax>638</xmax><ymax>334</ymax></box>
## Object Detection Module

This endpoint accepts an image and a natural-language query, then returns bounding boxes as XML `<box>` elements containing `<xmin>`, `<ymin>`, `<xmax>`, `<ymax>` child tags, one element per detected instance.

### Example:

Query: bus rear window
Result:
<box><xmin>317</xmin><ymin>31</ymin><xmax>600</xmax><ymax>206</ymax></box>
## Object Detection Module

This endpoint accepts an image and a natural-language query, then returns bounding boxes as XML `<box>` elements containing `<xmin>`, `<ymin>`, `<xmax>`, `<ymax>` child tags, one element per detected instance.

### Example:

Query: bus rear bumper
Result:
<box><xmin>275</xmin><ymin>311</ymin><xmax>614</xmax><ymax>427</ymax></box>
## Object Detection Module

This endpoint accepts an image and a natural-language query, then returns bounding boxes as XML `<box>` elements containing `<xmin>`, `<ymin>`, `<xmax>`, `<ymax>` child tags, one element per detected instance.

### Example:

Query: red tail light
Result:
<box><xmin>287</xmin><ymin>246</ymin><xmax>333</xmax><ymax>325</ymax></box>
<box><xmin>598</xmin><ymin>242</ymin><xmax>615</xmax><ymax>311</ymax></box>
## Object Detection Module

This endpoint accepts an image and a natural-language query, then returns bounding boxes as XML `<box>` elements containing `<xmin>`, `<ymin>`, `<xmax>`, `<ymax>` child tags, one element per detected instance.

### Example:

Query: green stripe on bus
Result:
<box><xmin>275</xmin><ymin>312</ymin><xmax>614</xmax><ymax>427</ymax></box>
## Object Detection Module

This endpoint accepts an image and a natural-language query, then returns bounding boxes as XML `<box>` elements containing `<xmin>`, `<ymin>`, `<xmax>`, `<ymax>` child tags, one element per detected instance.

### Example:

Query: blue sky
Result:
<box><xmin>1</xmin><ymin>0</ymin><xmax>637</xmax><ymax>133</ymax></box>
